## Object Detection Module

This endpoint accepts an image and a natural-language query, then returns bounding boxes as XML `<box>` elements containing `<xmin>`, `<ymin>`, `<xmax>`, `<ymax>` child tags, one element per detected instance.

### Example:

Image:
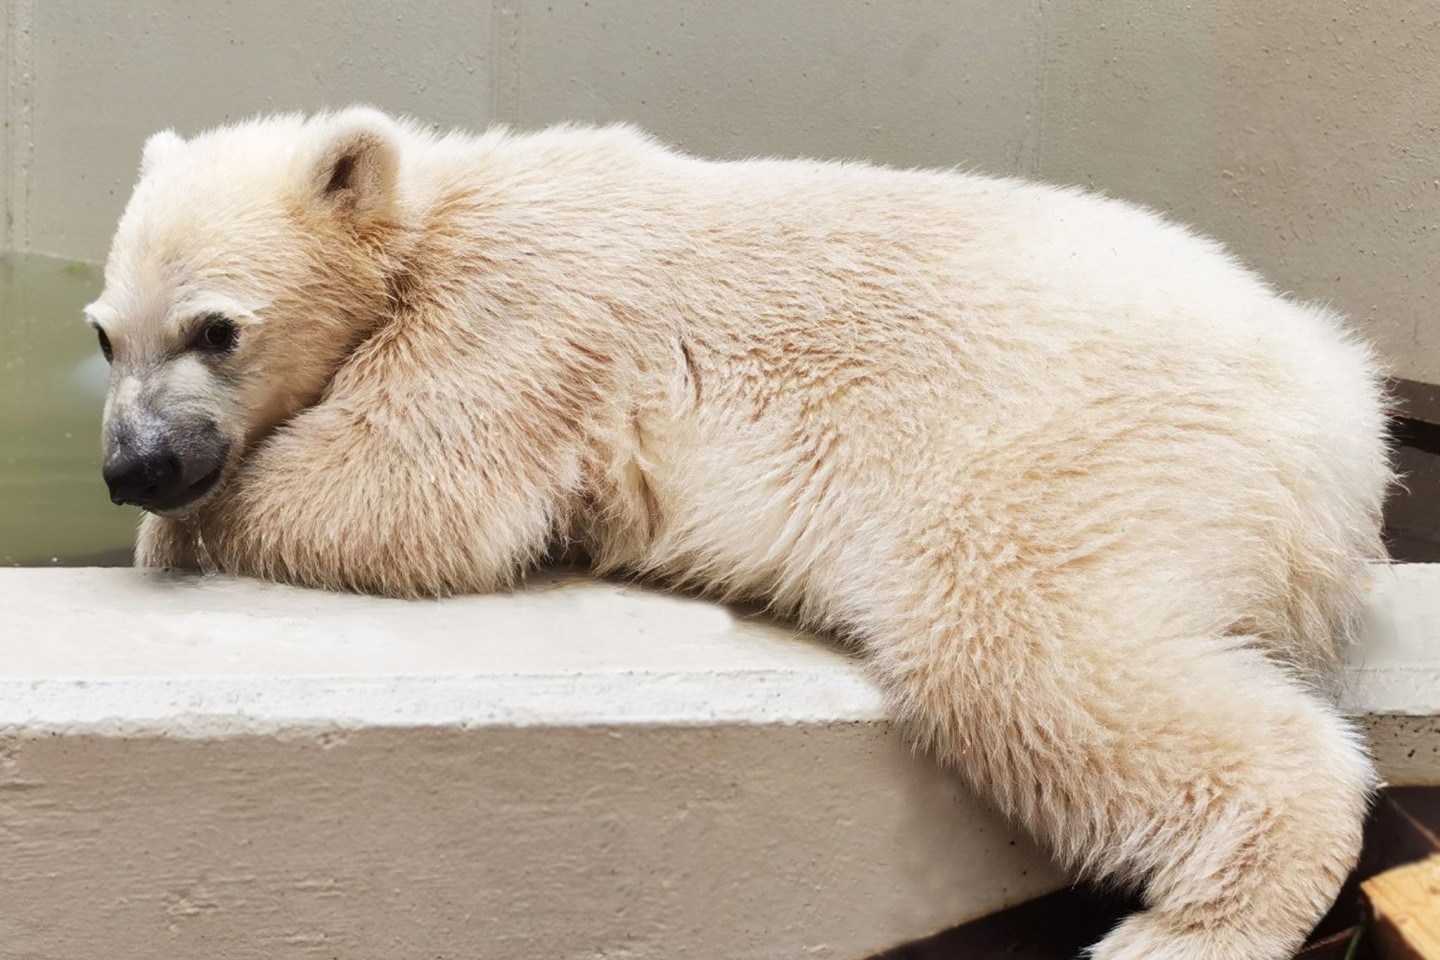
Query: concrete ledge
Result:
<box><xmin>1353</xmin><ymin>563</ymin><xmax>1440</xmax><ymax>786</ymax></box>
<box><xmin>0</xmin><ymin>564</ymin><xmax>1435</xmax><ymax>959</ymax></box>
<box><xmin>0</xmin><ymin>568</ymin><xmax>885</xmax><ymax>733</ymax></box>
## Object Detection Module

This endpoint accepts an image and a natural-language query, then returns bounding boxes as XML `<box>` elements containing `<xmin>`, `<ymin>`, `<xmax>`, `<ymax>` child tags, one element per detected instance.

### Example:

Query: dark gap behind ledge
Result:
<box><xmin>1386</xmin><ymin>378</ymin><xmax>1440</xmax><ymax>562</ymax></box>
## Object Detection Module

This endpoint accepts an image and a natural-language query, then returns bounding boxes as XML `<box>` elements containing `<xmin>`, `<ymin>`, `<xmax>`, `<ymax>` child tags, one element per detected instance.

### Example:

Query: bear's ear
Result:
<box><xmin>140</xmin><ymin>130</ymin><xmax>186</xmax><ymax>176</ymax></box>
<box><xmin>309</xmin><ymin>107</ymin><xmax>401</xmax><ymax>221</ymax></box>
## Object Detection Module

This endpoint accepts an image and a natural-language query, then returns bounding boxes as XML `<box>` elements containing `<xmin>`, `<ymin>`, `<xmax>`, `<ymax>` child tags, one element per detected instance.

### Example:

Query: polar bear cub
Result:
<box><xmin>88</xmin><ymin>108</ymin><xmax>1391</xmax><ymax>959</ymax></box>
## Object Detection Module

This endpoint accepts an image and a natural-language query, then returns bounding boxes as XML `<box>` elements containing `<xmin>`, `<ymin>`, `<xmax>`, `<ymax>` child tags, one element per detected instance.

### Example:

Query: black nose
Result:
<box><xmin>103</xmin><ymin>445</ymin><xmax>183</xmax><ymax>508</ymax></box>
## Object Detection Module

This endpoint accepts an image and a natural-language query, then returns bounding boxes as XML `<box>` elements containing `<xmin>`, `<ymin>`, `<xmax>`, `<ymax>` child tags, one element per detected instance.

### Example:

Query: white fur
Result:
<box><xmin>93</xmin><ymin>109</ymin><xmax>1393</xmax><ymax>959</ymax></box>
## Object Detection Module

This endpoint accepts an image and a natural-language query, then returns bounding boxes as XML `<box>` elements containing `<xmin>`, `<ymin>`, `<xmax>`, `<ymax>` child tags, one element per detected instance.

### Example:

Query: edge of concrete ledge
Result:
<box><xmin>0</xmin><ymin>563</ymin><xmax>1434</xmax><ymax>741</ymax></box>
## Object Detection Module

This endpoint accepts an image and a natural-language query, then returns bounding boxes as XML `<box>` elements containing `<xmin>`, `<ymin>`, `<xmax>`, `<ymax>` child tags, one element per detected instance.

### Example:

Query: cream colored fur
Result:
<box><xmin>91</xmin><ymin>108</ymin><xmax>1393</xmax><ymax>959</ymax></box>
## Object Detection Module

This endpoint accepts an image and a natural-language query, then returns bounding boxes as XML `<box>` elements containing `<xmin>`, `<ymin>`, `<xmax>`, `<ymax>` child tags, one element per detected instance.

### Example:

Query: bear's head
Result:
<box><xmin>86</xmin><ymin>107</ymin><xmax>409</xmax><ymax>514</ymax></box>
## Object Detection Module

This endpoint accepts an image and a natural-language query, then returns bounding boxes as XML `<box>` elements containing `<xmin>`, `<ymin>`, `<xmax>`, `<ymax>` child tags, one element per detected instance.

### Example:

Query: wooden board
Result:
<box><xmin>1363</xmin><ymin>855</ymin><xmax>1440</xmax><ymax>960</ymax></box>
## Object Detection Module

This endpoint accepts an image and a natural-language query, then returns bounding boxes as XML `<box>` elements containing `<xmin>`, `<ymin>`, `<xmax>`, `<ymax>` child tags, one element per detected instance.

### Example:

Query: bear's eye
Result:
<box><xmin>194</xmin><ymin>314</ymin><xmax>237</xmax><ymax>355</ymax></box>
<box><xmin>96</xmin><ymin>328</ymin><xmax>113</xmax><ymax>363</ymax></box>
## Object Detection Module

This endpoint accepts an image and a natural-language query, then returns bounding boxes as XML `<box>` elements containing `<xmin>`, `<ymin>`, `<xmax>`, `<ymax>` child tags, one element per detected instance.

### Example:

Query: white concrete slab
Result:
<box><xmin>1355</xmin><ymin>562</ymin><xmax>1440</xmax><ymax>716</ymax></box>
<box><xmin>0</xmin><ymin>563</ymin><xmax>1434</xmax><ymax>960</ymax></box>
<box><xmin>0</xmin><ymin>568</ymin><xmax>883</xmax><ymax>734</ymax></box>
<box><xmin>0</xmin><ymin>564</ymin><xmax>1434</xmax><ymax>734</ymax></box>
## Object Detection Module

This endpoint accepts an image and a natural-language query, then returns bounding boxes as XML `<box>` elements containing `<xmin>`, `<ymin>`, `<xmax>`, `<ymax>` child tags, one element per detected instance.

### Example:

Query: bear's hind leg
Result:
<box><xmin>870</xmin><ymin>605</ymin><xmax>1373</xmax><ymax>960</ymax></box>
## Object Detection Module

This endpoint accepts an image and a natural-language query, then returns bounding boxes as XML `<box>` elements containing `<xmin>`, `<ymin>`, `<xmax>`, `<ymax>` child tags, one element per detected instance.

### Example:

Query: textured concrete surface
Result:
<box><xmin>0</xmin><ymin>726</ymin><xmax>1063</xmax><ymax>960</ymax></box>
<box><xmin>0</xmin><ymin>564</ymin><xmax>1435</xmax><ymax>959</ymax></box>
<box><xmin>1</xmin><ymin>0</ymin><xmax>1436</xmax><ymax>380</ymax></box>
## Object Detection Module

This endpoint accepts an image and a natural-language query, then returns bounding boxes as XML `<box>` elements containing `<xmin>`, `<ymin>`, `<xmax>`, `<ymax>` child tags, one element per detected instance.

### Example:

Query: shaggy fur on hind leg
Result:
<box><xmin>873</xmin><ymin>610</ymin><xmax>1373</xmax><ymax>960</ymax></box>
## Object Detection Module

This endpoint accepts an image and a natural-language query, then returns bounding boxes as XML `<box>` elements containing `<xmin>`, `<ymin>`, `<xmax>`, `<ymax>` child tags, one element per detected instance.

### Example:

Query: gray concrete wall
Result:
<box><xmin>3</xmin><ymin>0</ymin><xmax>1437</xmax><ymax>381</ymax></box>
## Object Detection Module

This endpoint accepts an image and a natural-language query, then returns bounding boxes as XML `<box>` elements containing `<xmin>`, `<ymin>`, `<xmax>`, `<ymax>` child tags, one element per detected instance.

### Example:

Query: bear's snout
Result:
<box><xmin>103</xmin><ymin>419</ymin><xmax>230</xmax><ymax>513</ymax></box>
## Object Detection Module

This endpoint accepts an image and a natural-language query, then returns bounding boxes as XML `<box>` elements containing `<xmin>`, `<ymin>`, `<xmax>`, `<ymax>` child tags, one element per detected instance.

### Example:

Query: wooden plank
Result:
<box><xmin>1362</xmin><ymin>855</ymin><xmax>1440</xmax><ymax>960</ymax></box>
